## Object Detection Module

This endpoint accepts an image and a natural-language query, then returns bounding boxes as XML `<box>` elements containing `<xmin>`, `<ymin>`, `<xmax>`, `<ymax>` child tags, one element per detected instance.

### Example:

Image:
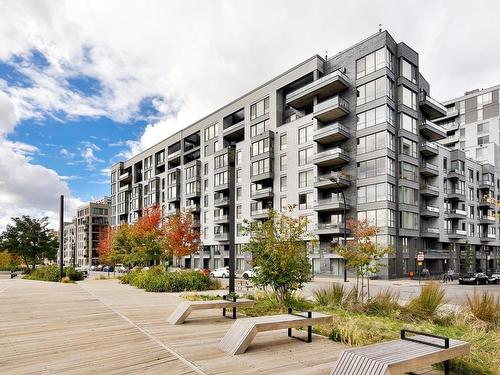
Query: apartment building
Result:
<box><xmin>436</xmin><ymin>85</ymin><xmax>500</xmax><ymax>167</ymax></box>
<box><xmin>110</xmin><ymin>30</ymin><xmax>500</xmax><ymax>278</ymax></box>
<box><xmin>62</xmin><ymin>220</ymin><xmax>76</xmax><ymax>265</ymax></box>
<box><xmin>75</xmin><ymin>197</ymin><xmax>111</xmax><ymax>267</ymax></box>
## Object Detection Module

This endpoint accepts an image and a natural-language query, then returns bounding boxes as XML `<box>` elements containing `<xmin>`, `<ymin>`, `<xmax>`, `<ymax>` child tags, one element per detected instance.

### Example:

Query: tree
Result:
<box><xmin>97</xmin><ymin>225</ymin><xmax>112</xmax><ymax>265</ymax></box>
<box><xmin>243</xmin><ymin>206</ymin><xmax>314</xmax><ymax>305</ymax></box>
<box><xmin>0</xmin><ymin>250</ymin><xmax>21</xmax><ymax>270</ymax></box>
<box><xmin>0</xmin><ymin>216</ymin><xmax>58</xmax><ymax>271</ymax></box>
<box><xmin>334</xmin><ymin>219</ymin><xmax>393</xmax><ymax>302</ymax></box>
<box><xmin>131</xmin><ymin>206</ymin><xmax>165</xmax><ymax>265</ymax></box>
<box><xmin>162</xmin><ymin>211</ymin><xmax>200</xmax><ymax>263</ymax></box>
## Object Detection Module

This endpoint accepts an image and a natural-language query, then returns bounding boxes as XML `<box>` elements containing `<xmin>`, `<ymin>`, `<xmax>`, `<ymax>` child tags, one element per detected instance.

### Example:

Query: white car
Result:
<box><xmin>242</xmin><ymin>267</ymin><xmax>260</xmax><ymax>280</ymax></box>
<box><xmin>210</xmin><ymin>266</ymin><xmax>231</xmax><ymax>278</ymax></box>
<box><xmin>115</xmin><ymin>264</ymin><xmax>127</xmax><ymax>273</ymax></box>
<box><xmin>75</xmin><ymin>267</ymin><xmax>89</xmax><ymax>278</ymax></box>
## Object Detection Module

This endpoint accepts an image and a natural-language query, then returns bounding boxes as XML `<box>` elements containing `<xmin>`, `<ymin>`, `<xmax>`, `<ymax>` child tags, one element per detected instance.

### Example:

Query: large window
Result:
<box><xmin>204</xmin><ymin>123</ymin><xmax>219</xmax><ymax>141</ymax></box>
<box><xmin>399</xmin><ymin>86</ymin><xmax>417</xmax><ymax>110</ymax></box>
<box><xmin>400</xmin><ymin>138</ymin><xmax>417</xmax><ymax>158</ymax></box>
<box><xmin>399</xmin><ymin>113</ymin><xmax>418</xmax><ymax>134</ymax></box>
<box><xmin>251</xmin><ymin>138</ymin><xmax>270</xmax><ymax>157</ymax></box>
<box><xmin>400</xmin><ymin>162</ymin><xmax>418</xmax><ymax>181</ymax></box>
<box><xmin>357</xmin><ymin>105</ymin><xmax>395</xmax><ymax>130</ymax></box>
<box><xmin>298</xmin><ymin>192</ymin><xmax>314</xmax><ymax>210</ymax></box>
<box><xmin>251</xmin><ymin>159</ymin><xmax>271</xmax><ymax>176</ymax></box>
<box><xmin>280</xmin><ymin>154</ymin><xmax>287</xmax><ymax>171</ymax></box>
<box><xmin>357</xmin><ymin>77</ymin><xmax>394</xmax><ymax>106</ymax></box>
<box><xmin>298</xmin><ymin>147</ymin><xmax>313</xmax><ymax>166</ymax></box>
<box><xmin>357</xmin><ymin>131</ymin><xmax>394</xmax><ymax>154</ymax></box>
<box><xmin>399</xmin><ymin>186</ymin><xmax>418</xmax><ymax>205</ymax></box>
<box><xmin>250</xmin><ymin>119</ymin><xmax>269</xmax><ymax>137</ymax></box>
<box><xmin>280</xmin><ymin>133</ymin><xmax>287</xmax><ymax>150</ymax></box>
<box><xmin>250</xmin><ymin>97</ymin><xmax>269</xmax><ymax>120</ymax></box>
<box><xmin>357</xmin><ymin>157</ymin><xmax>395</xmax><ymax>179</ymax></box>
<box><xmin>400</xmin><ymin>211</ymin><xmax>419</xmax><ymax>230</ymax></box>
<box><xmin>357</xmin><ymin>209</ymin><xmax>395</xmax><ymax>227</ymax></box>
<box><xmin>214</xmin><ymin>171</ymin><xmax>228</xmax><ymax>186</ymax></box>
<box><xmin>357</xmin><ymin>183</ymin><xmax>394</xmax><ymax>203</ymax></box>
<box><xmin>356</xmin><ymin>47</ymin><xmax>393</xmax><ymax>79</ymax></box>
<box><xmin>299</xmin><ymin>170</ymin><xmax>314</xmax><ymax>188</ymax></box>
<box><xmin>400</xmin><ymin>58</ymin><xmax>417</xmax><ymax>84</ymax></box>
<box><xmin>298</xmin><ymin>125</ymin><xmax>313</xmax><ymax>144</ymax></box>
<box><xmin>214</xmin><ymin>153</ymin><xmax>228</xmax><ymax>169</ymax></box>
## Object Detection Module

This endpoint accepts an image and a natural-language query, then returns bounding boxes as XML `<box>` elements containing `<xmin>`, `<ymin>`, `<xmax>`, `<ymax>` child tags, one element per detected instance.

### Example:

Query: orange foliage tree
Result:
<box><xmin>163</xmin><ymin>211</ymin><xmax>200</xmax><ymax>263</ymax></box>
<box><xmin>97</xmin><ymin>225</ymin><xmax>112</xmax><ymax>265</ymax></box>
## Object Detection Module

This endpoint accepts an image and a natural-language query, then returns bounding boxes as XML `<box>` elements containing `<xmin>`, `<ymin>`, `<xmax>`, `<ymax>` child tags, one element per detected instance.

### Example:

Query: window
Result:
<box><xmin>400</xmin><ymin>138</ymin><xmax>417</xmax><ymax>158</ymax></box>
<box><xmin>298</xmin><ymin>125</ymin><xmax>313</xmax><ymax>144</ymax></box>
<box><xmin>357</xmin><ymin>209</ymin><xmax>393</xmax><ymax>227</ymax></box>
<box><xmin>214</xmin><ymin>140</ymin><xmax>219</xmax><ymax>151</ymax></box>
<box><xmin>280</xmin><ymin>176</ymin><xmax>287</xmax><ymax>192</ymax></box>
<box><xmin>280</xmin><ymin>196</ymin><xmax>287</xmax><ymax>212</ymax></box>
<box><xmin>236</xmin><ymin>150</ymin><xmax>241</xmax><ymax>165</ymax></box>
<box><xmin>357</xmin><ymin>131</ymin><xmax>394</xmax><ymax>154</ymax></box>
<box><xmin>400</xmin><ymin>211</ymin><xmax>418</xmax><ymax>230</ymax></box>
<box><xmin>400</xmin><ymin>162</ymin><xmax>418</xmax><ymax>181</ymax></box>
<box><xmin>280</xmin><ymin>154</ymin><xmax>287</xmax><ymax>171</ymax></box>
<box><xmin>185</xmin><ymin>165</ymin><xmax>198</xmax><ymax>180</ymax></box>
<box><xmin>204</xmin><ymin>163</ymin><xmax>208</xmax><ymax>175</ymax></box>
<box><xmin>214</xmin><ymin>171</ymin><xmax>228</xmax><ymax>186</ymax></box>
<box><xmin>399</xmin><ymin>113</ymin><xmax>417</xmax><ymax>134</ymax></box>
<box><xmin>250</xmin><ymin>119</ymin><xmax>269</xmax><ymax>137</ymax></box>
<box><xmin>357</xmin><ymin>105</ymin><xmax>394</xmax><ymax>129</ymax></box>
<box><xmin>399</xmin><ymin>186</ymin><xmax>418</xmax><ymax>205</ymax></box>
<box><xmin>250</xmin><ymin>97</ymin><xmax>269</xmax><ymax>120</ymax></box>
<box><xmin>204</xmin><ymin>123</ymin><xmax>218</xmax><ymax>141</ymax></box>
<box><xmin>477</xmin><ymin>122</ymin><xmax>488</xmax><ymax>134</ymax></box>
<box><xmin>298</xmin><ymin>192</ymin><xmax>314</xmax><ymax>210</ymax></box>
<box><xmin>185</xmin><ymin>181</ymin><xmax>200</xmax><ymax>195</ymax></box>
<box><xmin>400</xmin><ymin>58</ymin><xmax>417</xmax><ymax>84</ymax></box>
<box><xmin>280</xmin><ymin>133</ymin><xmax>287</xmax><ymax>150</ymax></box>
<box><xmin>214</xmin><ymin>153</ymin><xmax>228</xmax><ymax>169</ymax></box>
<box><xmin>357</xmin><ymin>183</ymin><xmax>394</xmax><ymax>203</ymax></box>
<box><xmin>251</xmin><ymin>159</ymin><xmax>271</xmax><ymax>176</ymax></box>
<box><xmin>468</xmin><ymin>169</ymin><xmax>474</xmax><ymax>182</ymax></box>
<box><xmin>357</xmin><ymin>77</ymin><xmax>393</xmax><ymax>105</ymax></box>
<box><xmin>251</xmin><ymin>138</ymin><xmax>270</xmax><ymax>157</ymax></box>
<box><xmin>204</xmin><ymin>145</ymin><xmax>208</xmax><ymax>157</ymax></box>
<box><xmin>477</xmin><ymin>92</ymin><xmax>492</xmax><ymax>107</ymax></box>
<box><xmin>399</xmin><ymin>86</ymin><xmax>417</xmax><ymax>110</ymax></box>
<box><xmin>299</xmin><ymin>170</ymin><xmax>314</xmax><ymax>188</ymax></box>
<box><xmin>478</xmin><ymin>135</ymin><xmax>489</xmax><ymax>145</ymax></box>
<box><xmin>236</xmin><ymin>169</ymin><xmax>242</xmax><ymax>183</ymax></box>
<box><xmin>356</xmin><ymin>47</ymin><xmax>393</xmax><ymax>79</ymax></box>
<box><xmin>298</xmin><ymin>147</ymin><xmax>313</xmax><ymax>166</ymax></box>
<box><xmin>236</xmin><ymin>205</ymin><xmax>242</xmax><ymax>219</ymax></box>
<box><xmin>236</xmin><ymin>187</ymin><xmax>242</xmax><ymax>200</ymax></box>
<box><xmin>357</xmin><ymin>157</ymin><xmax>394</xmax><ymax>179</ymax></box>
<box><xmin>204</xmin><ymin>195</ymin><xmax>209</xmax><ymax>207</ymax></box>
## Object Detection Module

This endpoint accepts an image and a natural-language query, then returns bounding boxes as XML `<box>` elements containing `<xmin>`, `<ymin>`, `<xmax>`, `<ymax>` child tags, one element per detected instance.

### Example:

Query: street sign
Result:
<box><xmin>417</xmin><ymin>252</ymin><xmax>424</xmax><ymax>261</ymax></box>
<box><xmin>418</xmin><ymin>261</ymin><xmax>423</xmax><ymax>266</ymax></box>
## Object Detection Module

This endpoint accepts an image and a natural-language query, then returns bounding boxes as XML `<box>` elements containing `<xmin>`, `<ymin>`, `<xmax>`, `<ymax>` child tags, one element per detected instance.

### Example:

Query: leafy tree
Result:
<box><xmin>463</xmin><ymin>242</ymin><xmax>475</xmax><ymax>273</ymax></box>
<box><xmin>0</xmin><ymin>250</ymin><xmax>21</xmax><ymax>270</ymax></box>
<box><xmin>243</xmin><ymin>206</ymin><xmax>314</xmax><ymax>305</ymax></box>
<box><xmin>0</xmin><ymin>216</ymin><xmax>58</xmax><ymax>271</ymax></box>
<box><xmin>163</xmin><ymin>211</ymin><xmax>200</xmax><ymax>264</ymax></box>
<box><xmin>334</xmin><ymin>219</ymin><xmax>393</xmax><ymax>302</ymax></box>
<box><xmin>131</xmin><ymin>206</ymin><xmax>165</xmax><ymax>265</ymax></box>
<box><xmin>97</xmin><ymin>225</ymin><xmax>112</xmax><ymax>265</ymax></box>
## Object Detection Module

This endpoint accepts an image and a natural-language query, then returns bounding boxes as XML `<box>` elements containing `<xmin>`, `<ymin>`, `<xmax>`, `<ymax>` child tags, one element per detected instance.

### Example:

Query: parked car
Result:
<box><xmin>242</xmin><ymin>266</ymin><xmax>260</xmax><ymax>280</ymax></box>
<box><xmin>210</xmin><ymin>266</ymin><xmax>231</xmax><ymax>278</ymax></box>
<box><xmin>458</xmin><ymin>273</ymin><xmax>489</xmax><ymax>285</ymax></box>
<box><xmin>115</xmin><ymin>264</ymin><xmax>127</xmax><ymax>273</ymax></box>
<box><xmin>75</xmin><ymin>267</ymin><xmax>88</xmax><ymax>278</ymax></box>
<box><xmin>487</xmin><ymin>273</ymin><xmax>500</xmax><ymax>284</ymax></box>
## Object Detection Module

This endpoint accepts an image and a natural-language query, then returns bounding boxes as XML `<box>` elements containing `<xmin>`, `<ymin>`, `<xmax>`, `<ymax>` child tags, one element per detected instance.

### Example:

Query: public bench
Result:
<box><xmin>0</xmin><ymin>270</ymin><xmax>18</xmax><ymax>279</ymax></box>
<box><xmin>219</xmin><ymin>308</ymin><xmax>332</xmax><ymax>355</ymax></box>
<box><xmin>167</xmin><ymin>296</ymin><xmax>255</xmax><ymax>325</ymax></box>
<box><xmin>330</xmin><ymin>330</ymin><xmax>470</xmax><ymax>375</ymax></box>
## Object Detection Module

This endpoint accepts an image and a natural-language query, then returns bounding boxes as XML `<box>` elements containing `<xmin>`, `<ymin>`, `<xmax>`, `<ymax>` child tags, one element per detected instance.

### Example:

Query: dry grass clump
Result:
<box><xmin>406</xmin><ymin>283</ymin><xmax>446</xmax><ymax>319</ymax></box>
<box><xmin>464</xmin><ymin>291</ymin><xmax>500</xmax><ymax>327</ymax></box>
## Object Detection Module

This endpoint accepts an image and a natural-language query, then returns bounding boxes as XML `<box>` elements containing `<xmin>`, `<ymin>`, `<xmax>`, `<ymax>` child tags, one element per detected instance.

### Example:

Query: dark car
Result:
<box><xmin>458</xmin><ymin>273</ymin><xmax>489</xmax><ymax>285</ymax></box>
<box><xmin>487</xmin><ymin>273</ymin><xmax>500</xmax><ymax>284</ymax></box>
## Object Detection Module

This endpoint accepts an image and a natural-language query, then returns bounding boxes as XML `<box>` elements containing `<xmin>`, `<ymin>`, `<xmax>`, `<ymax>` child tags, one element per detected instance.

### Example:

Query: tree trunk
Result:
<box><xmin>367</xmin><ymin>277</ymin><xmax>370</xmax><ymax>300</ymax></box>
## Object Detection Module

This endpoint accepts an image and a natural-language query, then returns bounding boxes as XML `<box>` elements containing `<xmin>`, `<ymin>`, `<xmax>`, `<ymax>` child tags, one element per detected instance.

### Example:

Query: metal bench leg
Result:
<box><xmin>444</xmin><ymin>360</ymin><xmax>449</xmax><ymax>375</ymax></box>
<box><xmin>232</xmin><ymin>307</ymin><xmax>236</xmax><ymax>319</ymax></box>
<box><xmin>307</xmin><ymin>325</ymin><xmax>312</xmax><ymax>343</ymax></box>
<box><xmin>222</xmin><ymin>307</ymin><xmax>226</xmax><ymax>317</ymax></box>
<box><xmin>288</xmin><ymin>328</ymin><xmax>292</xmax><ymax>337</ymax></box>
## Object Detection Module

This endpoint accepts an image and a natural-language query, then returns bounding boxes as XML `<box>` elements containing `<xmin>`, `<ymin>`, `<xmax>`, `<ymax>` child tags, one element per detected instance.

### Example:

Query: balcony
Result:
<box><xmin>118</xmin><ymin>171</ymin><xmax>131</xmax><ymax>182</ymax></box>
<box><xmin>419</xmin><ymin>91</ymin><xmax>447</xmax><ymax>119</ymax></box>
<box><xmin>420</xmin><ymin>184</ymin><xmax>439</xmax><ymax>197</ymax></box>
<box><xmin>251</xmin><ymin>209</ymin><xmax>270</xmax><ymax>220</ymax></box>
<box><xmin>421</xmin><ymin>205</ymin><xmax>440</xmax><ymax>217</ymax></box>
<box><xmin>444</xmin><ymin>122</ymin><xmax>459</xmax><ymax>133</ymax></box>
<box><xmin>314</xmin><ymin>197</ymin><xmax>350</xmax><ymax>212</ymax></box>
<box><xmin>250</xmin><ymin>187</ymin><xmax>274</xmax><ymax>201</ymax></box>
<box><xmin>119</xmin><ymin>183</ymin><xmax>130</xmax><ymax>192</ymax></box>
<box><xmin>420</xmin><ymin>142</ymin><xmax>438</xmax><ymax>156</ymax></box>
<box><xmin>214</xmin><ymin>215</ymin><xmax>229</xmax><ymax>224</ymax></box>
<box><xmin>479</xmin><ymin>198</ymin><xmax>496</xmax><ymax>209</ymax></box>
<box><xmin>286</xmin><ymin>70</ymin><xmax>350</xmax><ymax>108</ymax></box>
<box><xmin>214</xmin><ymin>232</ymin><xmax>229</xmax><ymax>241</ymax></box>
<box><xmin>447</xmin><ymin>229</ymin><xmax>467</xmax><ymax>239</ymax></box>
<box><xmin>314</xmin><ymin>174</ymin><xmax>351</xmax><ymax>190</ymax></box>
<box><xmin>214</xmin><ymin>182</ymin><xmax>229</xmax><ymax>192</ymax></box>
<box><xmin>423</xmin><ymin>249</ymin><xmax>451</xmax><ymax>259</ymax></box>
<box><xmin>446</xmin><ymin>189</ymin><xmax>465</xmax><ymax>201</ymax></box>
<box><xmin>316</xmin><ymin>223</ymin><xmax>349</xmax><ymax>236</ymax></box>
<box><xmin>480</xmin><ymin>233</ymin><xmax>496</xmax><ymax>242</ymax></box>
<box><xmin>446</xmin><ymin>209</ymin><xmax>466</xmax><ymax>219</ymax></box>
<box><xmin>185</xmin><ymin>203</ymin><xmax>200</xmax><ymax>212</ymax></box>
<box><xmin>420</xmin><ymin>162</ymin><xmax>439</xmax><ymax>177</ymax></box>
<box><xmin>185</xmin><ymin>189</ymin><xmax>201</xmax><ymax>199</ymax></box>
<box><xmin>441</xmin><ymin>133</ymin><xmax>459</xmax><ymax>147</ymax></box>
<box><xmin>479</xmin><ymin>180</ymin><xmax>495</xmax><ymax>190</ymax></box>
<box><xmin>479</xmin><ymin>215</ymin><xmax>496</xmax><ymax>224</ymax></box>
<box><xmin>223</xmin><ymin>120</ymin><xmax>245</xmax><ymax>142</ymax></box>
<box><xmin>251</xmin><ymin>170</ymin><xmax>274</xmax><ymax>183</ymax></box>
<box><xmin>313</xmin><ymin>147</ymin><xmax>350</xmax><ymax>167</ymax></box>
<box><xmin>313</xmin><ymin>122</ymin><xmax>350</xmax><ymax>145</ymax></box>
<box><xmin>447</xmin><ymin>169</ymin><xmax>465</xmax><ymax>180</ymax></box>
<box><xmin>214</xmin><ymin>196</ymin><xmax>229</xmax><ymax>207</ymax></box>
<box><xmin>191</xmin><ymin>219</ymin><xmax>201</xmax><ymax>228</ymax></box>
<box><xmin>419</xmin><ymin>119</ymin><xmax>446</xmax><ymax>141</ymax></box>
<box><xmin>313</xmin><ymin>96</ymin><xmax>350</xmax><ymax>123</ymax></box>
<box><xmin>167</xmin><ymin>192</ymin><xmax>181</xmax><ymax>202</ymax></box>
<box><xmin>421</xmin><ymin>227</ymin><xmax>440</xmax><ymax>238</ymax></box>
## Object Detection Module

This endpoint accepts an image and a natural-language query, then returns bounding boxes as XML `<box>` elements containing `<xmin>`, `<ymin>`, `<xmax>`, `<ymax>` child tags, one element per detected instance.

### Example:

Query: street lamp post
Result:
<box><xmin>228</xmin><ymin>143</ymin><xmax>236</xmax><ymax>294</ymax></box>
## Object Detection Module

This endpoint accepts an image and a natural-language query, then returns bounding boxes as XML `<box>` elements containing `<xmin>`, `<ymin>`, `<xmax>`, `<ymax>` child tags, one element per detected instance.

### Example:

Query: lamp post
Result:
<box><xmin>59</xmin><ymin>195</ymin><xmax>64</xmax><ymax>279</ymax></box>
<box><xmin>328</xmin><ymin>174</ymin><xmax>348</xmax><ymax>283</ymax></box>
<box><xmin>228</xmin><ymin>143</ymin><xmax>236</xmax><ymax>294</ymax></box>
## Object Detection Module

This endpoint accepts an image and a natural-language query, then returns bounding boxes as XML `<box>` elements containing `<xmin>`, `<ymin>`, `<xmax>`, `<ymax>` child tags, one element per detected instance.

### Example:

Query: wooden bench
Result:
<box><xmin>0</xmin><ymin>271</ymin><xmax>17</xmax><ymax>279</ymax></box>
<box><xmin>219</xmin><ymin>308</ymin><xmax>332</xmax><ymax>355</ymax></box>
<box><xmin>331</xmin><ymin>330</ymin><xmax>470</xmax><ymax>375</ymax></box>
<box><xmin>167</xmin><ymin>297</ymin><xmax>255</xmax><ymax>325</ymax></box>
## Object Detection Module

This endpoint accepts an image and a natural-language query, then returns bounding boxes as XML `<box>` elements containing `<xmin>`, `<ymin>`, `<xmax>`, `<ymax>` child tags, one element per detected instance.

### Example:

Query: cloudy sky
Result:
<box><xmin>0</xmin><ymin>0</ymin><xmax>500</xmax><ymax>230</ymax></box>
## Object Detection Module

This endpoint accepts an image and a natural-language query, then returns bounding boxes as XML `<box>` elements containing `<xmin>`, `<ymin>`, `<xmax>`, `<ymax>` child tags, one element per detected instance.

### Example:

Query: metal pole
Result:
<box><xmin>228</xmin><ymin>143</ymin><xmax>236</xmax><ymax>294</ymax></box>
<box><xmin>59</xmin><ymin>195</ymin><xmax>64</xmax><ymax>279</ymax></box>
<box><xmin>72</xmin><ymin>242</ymin><xmax>76</xmax><ymax>268</ymax></box>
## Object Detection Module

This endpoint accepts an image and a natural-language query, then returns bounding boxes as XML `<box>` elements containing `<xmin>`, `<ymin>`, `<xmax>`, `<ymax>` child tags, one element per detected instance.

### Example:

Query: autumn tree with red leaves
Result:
<box><xmin>163</xmin><ymin>211</ymin><xmax>200</xmax><ymax>264</ymax></box>
<box><xmin>97</xmin><ymin>225</ymin><xmax>112</xmax><ymax>265</ymax></box>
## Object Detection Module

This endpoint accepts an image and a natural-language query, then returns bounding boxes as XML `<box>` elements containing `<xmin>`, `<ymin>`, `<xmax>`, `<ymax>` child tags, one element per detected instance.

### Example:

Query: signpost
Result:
<box><xmin>417</xmin><ymin>252</ymin><xmax>424</xmax><ymax>285</ymax></box>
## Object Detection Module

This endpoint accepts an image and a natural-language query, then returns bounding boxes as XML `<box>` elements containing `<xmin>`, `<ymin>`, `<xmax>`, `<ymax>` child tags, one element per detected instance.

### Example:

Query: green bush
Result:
<box><xmin>25</xmin><ymin>265</ymin><xmax>60</xmax><ymax>282</ymax></box>
<box><xmin>313</xmin><ymin>283</ymin><xmax>345</xmax><ymax>307</ymax></box>
<box><xmin>119</xmin><ymin>268</ymin><xmax>215</xmax><ymax>293</ymax></box>
<box><xmin>63</xmin><ymin>267</ymin><xmax>84</xmax><ymax>281</ymax></box>
<box><xmin>406</xmin><ymin>283</ymin><xmax>446</xmax><ymax>319</ymax></box>
<box><xmin>364</xmin><ymin>289</ymin><xmax>400</xmax><ymax>316</ymax></box>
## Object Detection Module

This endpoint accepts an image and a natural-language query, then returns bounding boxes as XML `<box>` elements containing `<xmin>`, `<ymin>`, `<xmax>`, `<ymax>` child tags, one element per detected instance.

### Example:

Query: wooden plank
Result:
<box><xmin>167</xmin><ymin>299</ymin><xmax>255</xmax><ymax>325</ymax></box>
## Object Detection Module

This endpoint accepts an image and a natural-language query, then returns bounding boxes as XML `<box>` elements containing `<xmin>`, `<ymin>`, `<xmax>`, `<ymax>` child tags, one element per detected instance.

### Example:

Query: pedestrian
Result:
<box><xmin>447</xmin><ymin>268</ymin><xmax>454</xmax><ymax>282</ymax></box>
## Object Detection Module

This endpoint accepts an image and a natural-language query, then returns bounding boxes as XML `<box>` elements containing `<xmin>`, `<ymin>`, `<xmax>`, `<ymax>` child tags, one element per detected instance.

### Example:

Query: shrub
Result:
<box><xmin>25</xmin><ymin>265</ymin><xmax>60</xmax><ymax>282</ymax></box>
<box><xmin>63</xmin><ymin>267</ymin><xmax>84</xmax><ymax>281</ymax></box>
<box><xmin>406</xmin><ymin>283</ymin><xmax>446</xmax><ymax>319</ymax></box>
<box><xmin>364</xmin><ymin>289</ymin><xmax>400</xmax><ymax>316</ymax></box>
<box><xmin>465</xmin><ymin>291</ymin><xmax>500</xmax><ymax>326</ymax></box>
<box><xmin>313</xmin><ymin>283</ymin><xmax>345</xmax><ymax>307</ymax></box>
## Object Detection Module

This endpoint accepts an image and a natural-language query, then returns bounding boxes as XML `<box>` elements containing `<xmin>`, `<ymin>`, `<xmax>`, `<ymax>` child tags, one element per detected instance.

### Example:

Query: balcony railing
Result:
<box><xmin>423</xmin><ymin>227</ymin><xmax>440</xmax><ymax>234</ymax></box>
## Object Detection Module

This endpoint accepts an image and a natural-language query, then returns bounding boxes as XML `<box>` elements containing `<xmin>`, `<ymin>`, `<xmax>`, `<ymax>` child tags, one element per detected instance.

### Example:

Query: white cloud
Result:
<box><xmin>59</xmin><ymin>148</ymin><xmax>74</xmax><ymax>159</ymax></box>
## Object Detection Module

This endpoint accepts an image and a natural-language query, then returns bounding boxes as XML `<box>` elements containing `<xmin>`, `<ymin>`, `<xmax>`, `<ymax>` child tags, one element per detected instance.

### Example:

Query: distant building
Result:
<box><xmin>62</xmin><ymin>220</ymin><xmax>76</xmax><ymax>266</ymax></box>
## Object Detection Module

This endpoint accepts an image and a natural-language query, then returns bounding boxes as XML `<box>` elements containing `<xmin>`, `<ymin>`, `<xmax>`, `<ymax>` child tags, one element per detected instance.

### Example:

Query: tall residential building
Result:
<box><xmin>110</xmin><ymin>30</ymin><xmax>500</xmax><ymax>278</ymax></box>
<box><xmin>436</xmin><ymin>85</ymin><xmax>500</xmax><ymax>167</ymax></box>
<box><xmin>62</xmin><ymin>220</ymin><xmax>76</xmax><ymax>265</ymax></box>
<box><xmin>76</xmin><ymin>197</ymin><xmax>111</xmax><ymax>267</ymax></box>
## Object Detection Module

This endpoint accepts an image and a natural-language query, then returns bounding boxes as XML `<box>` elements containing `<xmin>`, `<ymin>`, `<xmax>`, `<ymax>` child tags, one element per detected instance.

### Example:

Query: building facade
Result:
<box><xmin>110</xmin><ymin>31</ymin><xmax>500</xmax><ymax>278</ymax></box>
<box><xmin>62</xmin><ymin>220</ymin><xmax>76</xmax><ymax>265</ymax></box>
<box><xmin>75</xmin><ymin>197</ymin><xmax>111</xmax><ymax>267</ymax></box>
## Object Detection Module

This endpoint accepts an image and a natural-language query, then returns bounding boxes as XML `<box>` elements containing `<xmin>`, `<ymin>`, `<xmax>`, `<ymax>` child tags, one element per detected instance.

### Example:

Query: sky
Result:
<box><xmin>1</xmin><ymin>0</ymin><xmax>500</xmax><ymax>230</ymax></box>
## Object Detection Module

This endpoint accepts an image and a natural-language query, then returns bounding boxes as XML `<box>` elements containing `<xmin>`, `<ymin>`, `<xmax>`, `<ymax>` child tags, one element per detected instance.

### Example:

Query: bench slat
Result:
<box><xmin>167</xmin><ymin>299</ymin><xmax>255</xmax><ymax>325</ymax></box>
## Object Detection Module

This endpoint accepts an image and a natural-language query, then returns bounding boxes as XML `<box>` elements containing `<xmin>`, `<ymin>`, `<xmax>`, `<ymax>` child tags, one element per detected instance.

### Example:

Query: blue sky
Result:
<box><xmin>1</xmin><ymin>0</ymin><xmax>500</xmax><ymax>230</ymax></box>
